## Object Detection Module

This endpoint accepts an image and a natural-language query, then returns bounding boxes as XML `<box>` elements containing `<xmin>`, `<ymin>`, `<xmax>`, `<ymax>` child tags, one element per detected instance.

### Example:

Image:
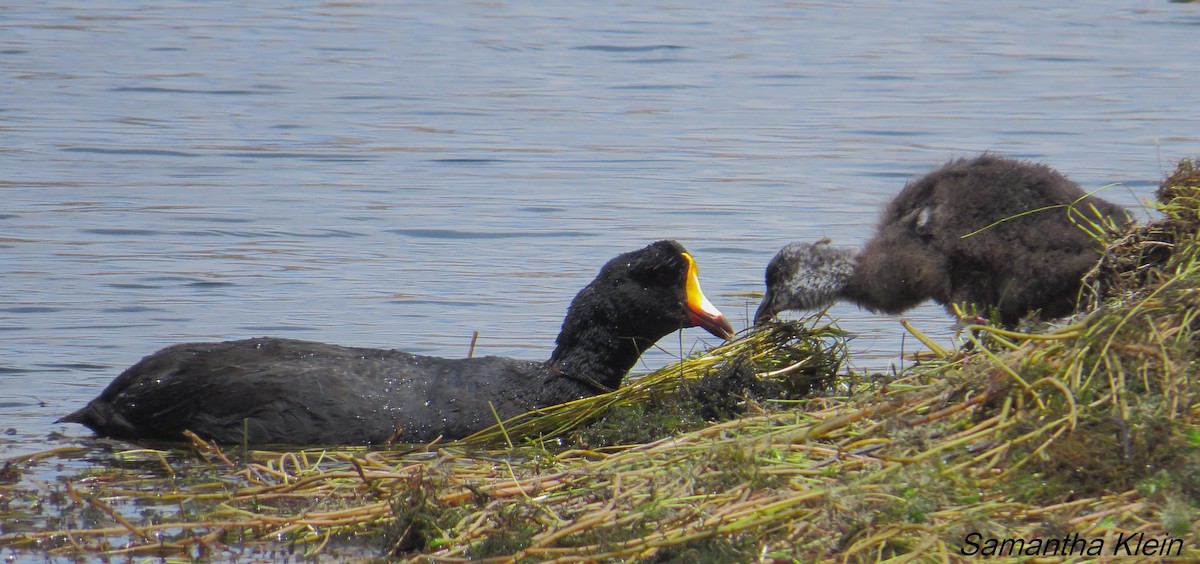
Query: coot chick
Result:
<box><xmin>61</xmin><ymin>240</ymin><xmax>735</xmax><ymax>445</ymax></box>
<box><xmin>754</xmin><ymin>155</ymin><xmax>1131</xmax><ymax>327</ymax></box>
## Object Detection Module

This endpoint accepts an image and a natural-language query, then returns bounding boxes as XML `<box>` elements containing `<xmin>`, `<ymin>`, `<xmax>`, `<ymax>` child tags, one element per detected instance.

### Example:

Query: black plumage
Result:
<box><xmin>60</xmin><ymin>240</ymin><xmax>734</xmax><ymax>445</ymax></box>
<box><xmin>754</xmin><ymin>155</ymin><xmax>1131</xmax><ymax>326</ymax></box>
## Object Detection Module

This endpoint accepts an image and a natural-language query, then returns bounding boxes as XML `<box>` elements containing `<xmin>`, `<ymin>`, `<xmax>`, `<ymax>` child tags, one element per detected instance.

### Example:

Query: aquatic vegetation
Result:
<box><xmin>3</xmin><ymin>159</ymin><xmax>1199</xmax><ymax>562</ymax></box>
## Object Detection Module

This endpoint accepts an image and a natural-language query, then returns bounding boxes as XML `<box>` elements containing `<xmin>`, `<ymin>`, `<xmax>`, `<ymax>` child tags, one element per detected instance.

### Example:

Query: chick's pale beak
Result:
<box><xmin>681</xmin><ymin>253</ymin><xmax>735</xmax><ymax>340</ymax></box>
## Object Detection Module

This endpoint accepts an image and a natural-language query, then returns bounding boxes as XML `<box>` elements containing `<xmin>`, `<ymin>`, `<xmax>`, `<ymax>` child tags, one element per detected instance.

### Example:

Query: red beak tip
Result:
<box><xmin>690</xmin><ymin>311</ymin><xmax>735</xmax><ymax>341</ymax></box>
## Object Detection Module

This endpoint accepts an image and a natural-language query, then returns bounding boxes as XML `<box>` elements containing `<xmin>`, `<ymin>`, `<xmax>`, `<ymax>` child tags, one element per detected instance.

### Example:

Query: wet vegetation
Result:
<box><xmin>3</xmin><ymin>159</ymin><xmax>1200</xmax><ymax>562</ymax></box>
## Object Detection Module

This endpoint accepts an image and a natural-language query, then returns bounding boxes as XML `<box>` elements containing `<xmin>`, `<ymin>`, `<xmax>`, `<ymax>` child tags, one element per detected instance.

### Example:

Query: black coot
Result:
<box><xmin>61</xmin><ymin>240</ymin><xmax>734</xmax><ymax>445</ymax></box>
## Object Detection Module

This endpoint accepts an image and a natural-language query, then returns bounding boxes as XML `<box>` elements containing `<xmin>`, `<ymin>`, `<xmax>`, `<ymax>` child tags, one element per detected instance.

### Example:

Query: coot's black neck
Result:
<box><xmin>545</xmin><ymin>285</ymin><xmax>681</xmax><ymax>391</ymax></box>
<box><xmin>546</xmin><ymin>327</ymin><xmax>660</xmax><ymax>391</ymax></box>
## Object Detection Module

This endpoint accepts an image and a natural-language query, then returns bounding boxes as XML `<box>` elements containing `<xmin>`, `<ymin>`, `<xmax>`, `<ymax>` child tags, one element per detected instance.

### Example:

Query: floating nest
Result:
<box><xmin>1085</xmin><ymin>158</ymin><xmax>1200</xmax><ymax>301</ymax></box>
<box><xmin>3</xmin><ymin>160</ymin><xmax>1200</xmax><ymax>562</ymax></box>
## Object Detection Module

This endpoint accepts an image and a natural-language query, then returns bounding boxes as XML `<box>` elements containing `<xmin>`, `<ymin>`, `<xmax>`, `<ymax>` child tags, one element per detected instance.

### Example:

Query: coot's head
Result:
<box><xmin>620</xmin><ymin>240</ymin><xmax>734</xmax><ymax>340</ymax></box>
<box><xmin>754</xmin><ymin>239</ymin><xmax>855</xmax><ymax>325</ymax></box>
<box><xmin>565</xmin><ymin>240</ymin><xmax>734</xmax><ymax>342</ymax></box>
<box><xmin>547</xmin><ymin>240</ymin><xmax>733</xmax><ymax>388</ymax></box>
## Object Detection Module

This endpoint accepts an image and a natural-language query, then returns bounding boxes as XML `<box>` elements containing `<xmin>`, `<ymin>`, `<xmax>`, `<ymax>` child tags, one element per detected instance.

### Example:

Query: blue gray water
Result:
<box><xmin>2</xmin><ymin>1</ymin><xmax>1198</xmax><ymax>463</ymax></box>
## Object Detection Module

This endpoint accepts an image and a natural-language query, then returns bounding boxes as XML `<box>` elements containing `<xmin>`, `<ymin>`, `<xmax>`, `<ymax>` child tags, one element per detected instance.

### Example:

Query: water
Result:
<box><xmin>2</xmin><ymin>0</ymin><xmax>1198</xmax><ymax>468</ymax></box>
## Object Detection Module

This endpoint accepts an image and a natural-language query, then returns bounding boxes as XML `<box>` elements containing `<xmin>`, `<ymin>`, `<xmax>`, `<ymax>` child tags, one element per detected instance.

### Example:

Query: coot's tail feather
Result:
<box><xmin>57</xmin><ymin>401</ymin><xmax>126</xmax><ymax>436</ymax></box>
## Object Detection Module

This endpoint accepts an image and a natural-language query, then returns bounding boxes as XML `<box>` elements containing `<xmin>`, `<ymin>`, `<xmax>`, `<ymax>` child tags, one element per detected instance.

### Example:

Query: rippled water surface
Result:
<box><xmin>3</xmin><ymin>1</ymin><xmax>1199</xmax><ymax>466</ymax></box>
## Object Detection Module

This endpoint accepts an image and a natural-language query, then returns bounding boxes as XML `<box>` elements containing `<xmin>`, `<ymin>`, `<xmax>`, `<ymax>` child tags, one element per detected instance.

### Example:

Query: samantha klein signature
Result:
<box><xmin>961</xmin><ymin>531</ymin><xmax>1183</xmax><ymax>558</ymax></box>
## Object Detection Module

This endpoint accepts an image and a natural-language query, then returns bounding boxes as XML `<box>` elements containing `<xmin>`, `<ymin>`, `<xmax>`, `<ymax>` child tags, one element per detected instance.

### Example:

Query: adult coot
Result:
<box><xmin>61</xmin><ymin>240</ymin><xmax>735</xmax><ymax>445</ymax></box>
<box><xmin>754</xmin><ymin>155</ymin><xmax>1131</xmax><ymax>327</ymax></box>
